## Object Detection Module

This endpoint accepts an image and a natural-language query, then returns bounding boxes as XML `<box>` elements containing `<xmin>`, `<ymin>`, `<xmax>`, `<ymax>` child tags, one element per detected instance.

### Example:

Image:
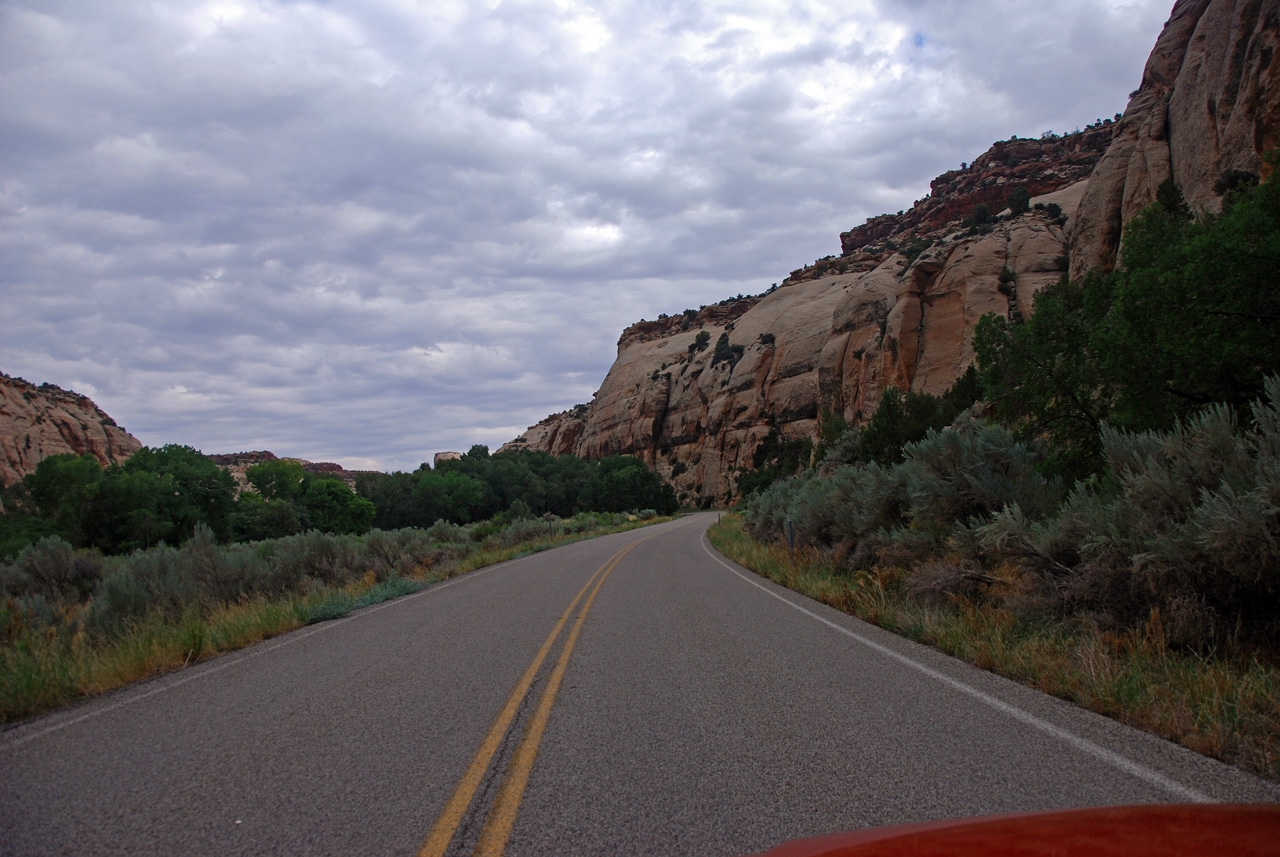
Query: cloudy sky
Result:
<box><xmin>1</xmin><ymin>0</ymin><xmax>1171</xmax><ymax>472</ymax></box>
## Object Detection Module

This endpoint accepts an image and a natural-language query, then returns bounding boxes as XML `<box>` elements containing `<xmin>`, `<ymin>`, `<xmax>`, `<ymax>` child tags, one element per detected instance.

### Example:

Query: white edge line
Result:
<box><xmin>0</xmin><ymin>555</ymin><xmax>525</xmax><ymax>751</ymax></box>
<box><xmin>699</xmin><ymin>532</ymin><xmax>1212</xmax><ymax>804</ymax></box>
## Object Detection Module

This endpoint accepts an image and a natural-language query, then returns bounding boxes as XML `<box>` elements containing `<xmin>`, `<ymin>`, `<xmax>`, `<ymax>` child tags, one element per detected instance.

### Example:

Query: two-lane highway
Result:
<box><xmin>2</xmin><ymin>513</ymin><xmax>1276</xmax><ymax>855</ymax></box>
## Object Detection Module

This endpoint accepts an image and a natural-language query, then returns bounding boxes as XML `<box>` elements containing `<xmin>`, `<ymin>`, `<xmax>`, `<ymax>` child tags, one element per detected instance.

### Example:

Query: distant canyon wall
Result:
<box><xmin>506</xmin><ymin>168</ymin><xmax>1092</xmax><ymax>503</ymax></box>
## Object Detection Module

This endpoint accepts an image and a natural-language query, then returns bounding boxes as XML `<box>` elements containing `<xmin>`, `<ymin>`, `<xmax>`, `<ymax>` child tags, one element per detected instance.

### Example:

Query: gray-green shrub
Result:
<box><xmin>3</xmin><ymin>537</ymin><xmax>102</xmax><ymax>603</ymax></box>
<box><xmin>900</xmin><ymin>425</ymin><xmax>1062</xmax><ymax>529</ymax></box>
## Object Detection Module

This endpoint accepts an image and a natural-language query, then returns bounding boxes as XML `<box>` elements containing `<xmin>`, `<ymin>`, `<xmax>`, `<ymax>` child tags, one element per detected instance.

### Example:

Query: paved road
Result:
<box><xmin>2</xmin><ymin>513</ymin><xmax>1276</xmax><ymax>856</ymax></box>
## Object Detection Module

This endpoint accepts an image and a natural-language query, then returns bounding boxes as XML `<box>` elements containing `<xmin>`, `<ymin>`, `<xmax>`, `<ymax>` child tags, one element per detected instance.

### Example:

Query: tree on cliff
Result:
<box><xmin>1006</xmin><ymin>186</ymin><xmax>1031</xmax><ymax>217</ymax></box>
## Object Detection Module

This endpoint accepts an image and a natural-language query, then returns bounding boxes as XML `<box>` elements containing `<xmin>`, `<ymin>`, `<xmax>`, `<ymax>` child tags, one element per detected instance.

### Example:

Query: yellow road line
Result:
<box><xmin>473</xmin><ymin>543</ymin><xmax>633</xmax><ymax>857</ymax></box>
<box><xmin>416</xmin><ymin>536</ymin><xmax>647</xmax><ymax>857</ymax></box>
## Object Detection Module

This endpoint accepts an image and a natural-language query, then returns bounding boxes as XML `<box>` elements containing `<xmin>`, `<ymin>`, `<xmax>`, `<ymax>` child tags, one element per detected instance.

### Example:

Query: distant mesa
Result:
<box><xmin>434</xmin><ymin>451</ymin><xmax>463</xmax><ymax>467</ymax></box>
<box><xmin>208</xmin><ymin>450</ymin><xmax>374</xmax><ymax>491</ymax></box>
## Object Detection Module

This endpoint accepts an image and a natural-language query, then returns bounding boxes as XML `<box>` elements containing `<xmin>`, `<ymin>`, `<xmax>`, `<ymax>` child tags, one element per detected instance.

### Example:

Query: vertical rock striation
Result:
<box><xmin>1071</xmin><ymin>0</ymin><xmax>1280</xmax><ymax>279</ymax></box>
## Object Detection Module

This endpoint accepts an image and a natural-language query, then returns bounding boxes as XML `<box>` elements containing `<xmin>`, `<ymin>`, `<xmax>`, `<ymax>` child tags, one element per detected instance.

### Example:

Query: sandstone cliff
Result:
<box><xmin>504</xmin><ymin>153</ymin><xmax>1097</xmax><ymax>503</ymax></box>
<box><xmin>508</xmin><ymin>0</ymin><xmax>1280</xmax><ymax>503</ymax></box>
<box><xmin>0</xmin><ymin>374</ymin><xmax>142</xmax><ymax>487</ymax></box>
<box><xmin>1071</xmin><ymin>0</ymin><xmax>1280</xmax><ymax>279</ymax></box>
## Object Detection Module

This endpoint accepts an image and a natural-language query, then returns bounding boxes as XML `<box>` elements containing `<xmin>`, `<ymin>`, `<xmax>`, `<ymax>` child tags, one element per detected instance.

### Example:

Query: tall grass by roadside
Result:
<box><xmin>1</xmin><ymin>511</ymin><xmax>670</xmax><ymax>723</ymax></box>
<box><xmin>708</xmin><ymin>514</ymin><xmax>1280</xmax><ymax>782</ymax></box>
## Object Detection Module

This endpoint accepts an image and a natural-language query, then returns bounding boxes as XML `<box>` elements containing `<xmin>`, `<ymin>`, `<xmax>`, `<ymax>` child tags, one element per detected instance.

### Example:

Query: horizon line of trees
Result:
<box><xmin>0</xmin><ymin>444</ymin><xmax>677</xmax><ymax>560</ymax></box>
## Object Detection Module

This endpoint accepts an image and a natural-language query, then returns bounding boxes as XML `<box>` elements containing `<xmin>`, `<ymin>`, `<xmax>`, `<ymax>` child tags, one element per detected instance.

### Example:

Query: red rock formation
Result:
<box><xmin>840</xmin><ymin>126</ymin><xmax>1113</xmax><ymax>258</ymax></box>
<box><xmin>0</xmin><ymin>374</ymin><xmax>142</xmax><ymax>486</ymax></box>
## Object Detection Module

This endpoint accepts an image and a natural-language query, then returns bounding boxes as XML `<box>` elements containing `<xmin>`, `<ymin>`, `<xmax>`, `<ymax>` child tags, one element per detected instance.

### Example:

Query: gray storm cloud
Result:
<box><xmin>0</xmin><ymin>0</ymin><xmax>1170</xmax><ymax>471</ymax></box>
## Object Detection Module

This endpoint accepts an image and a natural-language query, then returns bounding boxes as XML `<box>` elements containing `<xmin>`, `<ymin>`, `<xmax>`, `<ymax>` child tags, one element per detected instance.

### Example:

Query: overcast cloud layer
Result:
<box><xmin>1</xmin><ymin>0</ymin><xmax>1171</xmax><ymax>471</ymax></box>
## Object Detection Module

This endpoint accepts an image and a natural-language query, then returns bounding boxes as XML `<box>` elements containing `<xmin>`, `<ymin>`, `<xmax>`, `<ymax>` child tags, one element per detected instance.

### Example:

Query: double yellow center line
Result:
<box><xmin>417</xmin><ymin>537</ymin><xmax>648</xmax><ymax>857</ymax></box>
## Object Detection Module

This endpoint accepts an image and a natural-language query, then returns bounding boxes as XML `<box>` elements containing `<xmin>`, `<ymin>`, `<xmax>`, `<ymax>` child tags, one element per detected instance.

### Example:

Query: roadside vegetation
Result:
<box><xmin>0</xmin><ymin>444</ymin><xmax>677</xmax><ymax>560</ymax></box>
<box><xmin>0</xmin><ymin>509</ymin><xmax>670</xmax><ymax>723</ymax></box>
<box><xmin>708</xmin><ymin>515</ymin><xmax>1279</xmax><ymax>781</ymax></box>
<box><xmin>0</xmin><ymin>441</ymin><xmax>677</xmax><ymax>723</ymax></box>
<box><xmin>728</xmin><ymin>168</ymin><xmax>1280</xmax><ymax>781</ymax></box>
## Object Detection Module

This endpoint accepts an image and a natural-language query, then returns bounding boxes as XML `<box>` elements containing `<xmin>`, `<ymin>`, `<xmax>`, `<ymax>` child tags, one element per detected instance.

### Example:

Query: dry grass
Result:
<box><xmin>708</xmin><ymin>514</ymin><xmax>1280</xmax><ymax>782</ymax></box>
<box><xmin>1</xmin><ymin>516</ymin><xmax>674</xmax><ymax>724</ymax></box>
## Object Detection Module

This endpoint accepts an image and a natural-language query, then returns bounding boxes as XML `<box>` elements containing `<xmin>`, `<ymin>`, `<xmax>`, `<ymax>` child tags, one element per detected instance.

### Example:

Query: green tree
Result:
<box><xmin>229</xmin><ymin>493</ymin><xmax>304</xmax><ymax>542</ymax></box>
<box><xmin>356</xmin><ymin>471</ymin><xmax>419</xmax><ymax>530</ymax></box>
<box><xmin>81</xmin><ymin>445</ymin><xmax>236</xmax><ymax>552</ymax></box>
<box><xmin>1091</xmin><ymin>171</ymin><xmax>1280</xmax><ymax>430</ymax></box>
<box><xmin>591</xmin><ymin>457</ymin><xmax>678</xmax><ymax>514</ymax></box>
<box><xmin>24</xmin><ymin>453</ymin><xmax>103</xmax><ymax>545</ymax></box>
<box><xmin>0</xmin><ymin>480</ymin><xmax>59</xmax><ymax>559</ymax></box>
<box><xmin>82</xmin><ymin>468</ymin><xmax>173</xmax><ymax>553</ymax></box>
<box><xmin>977</xmin><ymin>167</ymin><xmax>1280</xmax><ymax>479</ymax></box>
<box><xmin>975</xmin><ymin>275</ymin><xmax>1113</xmax><ymax>480</ymax></box>
<box><xmin>711</xmin><ymin>333</ymin><xmax>744</xmax><ymax>368</ymax></box>
<box><xmin>246</xmin><ymin>459</ymin><xmax>307</xmax><ymax>502</ymax></box>
<box><xmin>857</xmin><ymin>387</ymin><xmax>946</xmax><ymax>465</ymax></box>
<box><xmin>411</xmin><ymin>470</ymin><xmax>487</xmax><ymax>524</ymax></box>
<box><xmin>1006</xmin><ymin>186</ymin><xmax>1031</xmax><ymax>217</ymax></box>
<box><xmin>301</xmin><ymin>478</ymin><xmax>375</xmax><ymax>535</ymax></box>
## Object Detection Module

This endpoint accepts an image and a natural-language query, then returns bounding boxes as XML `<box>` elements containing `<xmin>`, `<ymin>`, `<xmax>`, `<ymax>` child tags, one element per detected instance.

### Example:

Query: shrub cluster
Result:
<box><xmin>0</xmin><ymin>509</ymin><xmax>652</xmax><ymax>649</ymax></box>
<box><xmin>744</xmin><ymin>380</ymin><xmax>1280</xmax><ymax>648</ymax></box>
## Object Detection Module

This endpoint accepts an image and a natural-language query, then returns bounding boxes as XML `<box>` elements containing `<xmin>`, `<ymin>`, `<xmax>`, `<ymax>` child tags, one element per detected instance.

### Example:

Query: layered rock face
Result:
<box><xmin>507</xmin><ymin>0</ymin><xmax>1280</xmax><ymax>503</ymax></box>
<box><xmin>1071</xmin><ymin>0</ymin><xmax>1280</xmax><ymax>279</ymax></box>
<box><xmin>505</xmin><ymin>173</ymin><xmax>1091</xmax><ymax>503</ymax></box>
<box><xmin>0</xmin><ymin>374</ymin><xmax>142</xmax><ymax>486</ymax></box>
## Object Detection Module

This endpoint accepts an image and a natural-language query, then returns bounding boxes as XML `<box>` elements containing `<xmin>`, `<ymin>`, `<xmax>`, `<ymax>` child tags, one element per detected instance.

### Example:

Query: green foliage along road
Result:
<box><xmin>743</xmin><ymin>167</ymin><xmax>1280</xmax><ymax>656</ymax></box>
<box><xmin>1</xmin><ymin>444</ymin><xmax>677</xmax><ymax>560</ymax></box>
<box><xmin>976</xmin><ymin>168</ymin><xmax>1280</xmax><ymax>480</ymax></box>
<box><xmin>355</xmin><ymin>446</ymin><xmax>677</xmax><ymax>530</ymax></box>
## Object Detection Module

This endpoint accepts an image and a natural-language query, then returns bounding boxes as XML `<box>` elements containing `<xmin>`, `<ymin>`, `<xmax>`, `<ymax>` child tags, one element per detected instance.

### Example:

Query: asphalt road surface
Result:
<box><xmin>2</xmin><ymin>513</ymin><xmax>1276</xmax><ymax>856</ymax></box>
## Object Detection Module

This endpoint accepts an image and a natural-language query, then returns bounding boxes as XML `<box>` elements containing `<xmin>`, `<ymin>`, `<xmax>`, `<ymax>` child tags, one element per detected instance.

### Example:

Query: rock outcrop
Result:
<box><xmin>0</xmin><ymin>374</ymin><xmax>142</xmax><ymax>486</ymax></box>
<box><xmin>207</xmin><ymin>450</ymin><xmax>373</xmax><ymax>491</ymax></box>
<box><xmin>508</xmin><ymin>0</ymin><xmax>1280</xmax><ymax>503</ymax></box>
<box><xmin>504</xmin><ymin>171</ymin><xmax>1091</xmax><ymax>503</ymax></box>
<box><xmin>1071</xmin><ymin>0</ymin><xmax>1280</xmax><ymax>279</ymax></box>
